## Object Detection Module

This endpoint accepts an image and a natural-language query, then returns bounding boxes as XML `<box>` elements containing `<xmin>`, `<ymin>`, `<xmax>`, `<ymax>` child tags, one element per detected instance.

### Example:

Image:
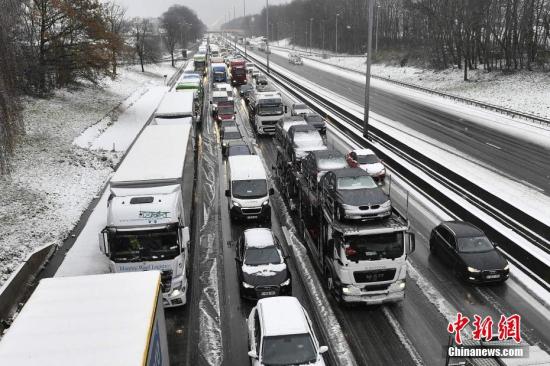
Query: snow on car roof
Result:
<box><xmin>353</xmin><ymin>148</ymin><xmax>376</xmax><ymax>156</ymax></box>
<box><xmin>244</xmin><ymin>228</ymin><xmax>275</xmax><ymax>248</ymax></box>
<box><xmin>228</xmin><ymin>155</ymin><xmax>266</xmax><ymax>181</ymax></box>
<box><xmin>258</xmin><ymin>296</ymin><xmax>310</xmax><ymax>336</ymax></box>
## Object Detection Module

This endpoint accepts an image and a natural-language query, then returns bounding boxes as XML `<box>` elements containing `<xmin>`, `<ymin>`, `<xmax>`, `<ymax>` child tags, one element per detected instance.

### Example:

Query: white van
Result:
<box><xmin>225</xmin><ymin>155</ymin><xmax>274</xmax><ymax>223</ymax></box>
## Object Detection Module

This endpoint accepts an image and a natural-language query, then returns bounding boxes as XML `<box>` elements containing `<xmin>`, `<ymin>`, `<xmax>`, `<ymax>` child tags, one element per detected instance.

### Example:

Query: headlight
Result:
<box><xmin>232</xmin><ymin>200</ymin><xmax>241</xmax><ymax>207</ymax></box>
<box><xmin>503</xmin><ymin>263</ymin><xmax>509</xmax><ymax>271</ymax></box>
<box><xmin>242</xmin><ymin>282</ymin><xmax>254</xmax><ymax>288</ymax></box>
<box><xmin>280</xmin><ymin>278</ymin><xmax>291</xmax><ymax>286</ymax></box>
<box><xmin>396</xmin><ymin>280</ymin><xmax>406</xmax><ymax>290</ymax></box>
<box><xmin>171</xmin><ymin>289</ymin><xmax>181</xmax><ymax>297</ymax></box>
<box><xmin>262</xmin><ymin>199</ymin><xmax>269</xmax><ymax>206</ymax></box>
<box><xmin>341</xmin><ymin>286</ymin><xmax>351</xmax><ymax>294</ymax></box>
<box><xmin>340</xmin><ymin>203</ymin><xmax>355</xmax><ymax>210</ymax></box>
<box><xmin>467</xmin><ymin>266</ymin><xmax>481</xmax><ymax>273</ymax></box>
<box><xmin>381</xmin><ymin>200</ymin><xmax>391</xmax><ymax>208</ymax></box>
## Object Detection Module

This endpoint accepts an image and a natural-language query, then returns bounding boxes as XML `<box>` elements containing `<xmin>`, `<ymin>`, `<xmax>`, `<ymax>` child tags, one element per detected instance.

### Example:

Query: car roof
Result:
<box><xmin>352</xmin><ymin>148</ymin><xmax>376</xmax><ymax>155</ymax></box>
<box><xmin>289</xmin><ymin>124</ymin><xmax>318</xmax><ymax>133</ymax></box>
<box><xmin>228</xmin><ymin>155</ymin><xmax>266</xmax><ymax>180</ymax></box>
<box><xmin>244</xmin><ymin>228</ymin><xmax>275</xmax><ymax>248</ymax></box>
<box><xmin>258</xmin><ymin>297</ymin><xmax>310</xmax><ymax>336</ymax></box>
<box><xmin>227</xmin><ymin>139</ymin><xmax>248</xmax><ymax>147</ymax></box>
<box><xmin>223</xmin><ymin>126</ymin><xmax>240</xmax><ymax>133</ymax></box>
<box><xmin>280</xmin><ymin>116</ymin><xmax>306</xmax><ymax>123</ymax></box>
<box><xmin>330</xmin><ymin>168</ymin><xmax>370</xmax><ymax>178</ymax></box>
<box><xmin>293</xmin><ymin>103</ymin><xmax>307</xmax><ymax>108</ymax></box>
<box><xmin>309</xmin><ymin>149</ymin><xmax>344</xmax><ymax>160</ymax></box>
<box><xmin>440</xmin><ymin>221</ymin><xmax>485</xmax><ymax>237</ymax></box>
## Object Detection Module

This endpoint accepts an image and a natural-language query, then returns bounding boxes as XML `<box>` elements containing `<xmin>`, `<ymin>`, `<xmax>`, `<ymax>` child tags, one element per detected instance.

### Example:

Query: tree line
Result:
<box><xmin>0</xmin><ymin>0</ymin><xmax>205</xmax><ymax>174</ymax></box>
<box><xmin>223</xmin><ymin>0</ymin><xmax>550</xmax><ymax>74</ymax></box>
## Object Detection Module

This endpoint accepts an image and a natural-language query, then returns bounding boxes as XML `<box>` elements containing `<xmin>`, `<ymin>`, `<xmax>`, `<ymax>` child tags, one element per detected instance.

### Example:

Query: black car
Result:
<box><xmin>301</xmin><ymin>149</ymin><xmax>347</xmax><ymax>185</ymax></box>
<box><xmin>274</xmin><ymin>116</ymin><xmax>307</xmax><ymax>146</ymax></box>
<box><xmin>225</xmin><ymin>140</ymin><xmax>252</xmax><ymax>158</ymax></box>
<box><xmin>429</xmin><ymin>221</ymin><xmax>509</xmax><ymax>283</ymax></box>
<box><xmin>221</xmin><ymin>126</ymin><xmax>242</xmax><ymax>155</ymax></box>
<box><xmin>239</xmin><ymin>83</ymin><xmax>254</xmax><ymax>102</ymax></box>
<box><xmin>304</xmin><ymin>113</ymin><xmax>326</xmax><ymax>135</ymax></box>
<box><xmin>320</xmin><ymin>169</ymin><xmax>392</xmax><ymax>221</ymax></box>
<box><xmin>220</xmin><ymin>119</ymin><xmax>237</xmax><ymax>132</ymax></box>
<box><xmin>232</xmin><ymin>228</ymin><xmax>292</xmax><ymax>300</ymax></box>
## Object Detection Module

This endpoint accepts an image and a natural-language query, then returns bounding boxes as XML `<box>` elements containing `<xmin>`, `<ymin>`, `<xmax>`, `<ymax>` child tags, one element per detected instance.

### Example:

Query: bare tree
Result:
<box><xmin>103</xmin><ymin>1</ymin><xmax>127</xmax><ymax>76</ymax></box>
<box><xmin>161</xmin><ymin>11</ymin><xmax>180</xmax><ymax>67</ymax></box>
<box><xmin>132</xmin><ymin>18</ymin><xmax>161</xmax><ymax>72</ymax></box>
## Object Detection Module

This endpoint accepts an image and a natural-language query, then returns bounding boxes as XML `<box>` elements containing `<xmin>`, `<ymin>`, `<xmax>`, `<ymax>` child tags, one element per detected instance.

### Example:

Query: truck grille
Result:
<box><xmin>161</xmin><ymin>270</ymin><xmax>173</xmax><ymax>293</ymax></box>
<box><xmin>242</xmin><ymin>208</ymin><xmax>262</xmax><ymax>215</ymax></box>
<box><xmin>353</xmin><ymin>269</ymin><xmax>396</xmax><ymax>283</ymax></box>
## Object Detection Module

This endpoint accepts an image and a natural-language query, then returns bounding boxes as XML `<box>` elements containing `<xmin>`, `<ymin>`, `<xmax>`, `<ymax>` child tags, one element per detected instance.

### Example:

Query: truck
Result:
<box><xmin>0</xmin><ymin>271</ymin><xmax>170</xmax><ymax>365</ymax></box>
<box><xmin>193</xmin><ymin>53</ymin><xmax>207</xmax><ymax>75</ymax></box>
<box><xmin>248</xmin><ymin>91</ymin><xmax>285</xmax><ymax>135</ymax></box>
<box><xmin>274</xmin><ymin>130</ymin><xmax>416</xmax><ymax>305</ymax></box>
<box><xmin>213</xmin><ymin>96</ymin><xmax>235</xmax><ymax>124</ymax></box>
<box><xmin>230</xmin><ymin>59</ymin><xmax>247</xmax><ymax>86</ymax></box>
<box><xmin>99</xmin><ymin>124</ymin><xmax>195</xmax><ymax>307</ymax></box>
<box><xmin>211</xmin><ymin>62</ymin><xmax>228</xmax><ymax>83</ymax></box>
<box><xmin>156</xmin><ymin>91</ymin><xmax>200</xmax><ymax>125</ymax></box>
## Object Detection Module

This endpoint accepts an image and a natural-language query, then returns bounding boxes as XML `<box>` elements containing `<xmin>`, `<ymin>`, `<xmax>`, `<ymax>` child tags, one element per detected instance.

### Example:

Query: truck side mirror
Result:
<box><xmin>248</xmin><ymin>351</ymin><xmax>258</xmax><ymax>359</ymax></box>
<box><xmin>180</xmin><ymin>226</ymin><xmax>190</xmax><ymax>249</ymax></box>
<box><xmin>225</xmin><ymin>189</ymin><xmax>231</xmax><ymax>197</ymax></box>
<box><xmin>98</xmin><ymin>230</ymin><xmax>109</xmax><ymax>256</ymax></box>
<box><xmin>319</xmin><ymin>346</ymin><xmax>329</xmax><ymax>354</ymax></box>
<box><xmin>284</xmin><ymin>106</ymin><xmax>288</xmax><ymax>114</ymax></box>
<box><xmin>408</xmin><ymin>232</ymin><xmax>416</xmax><ymax>254</ymax></box>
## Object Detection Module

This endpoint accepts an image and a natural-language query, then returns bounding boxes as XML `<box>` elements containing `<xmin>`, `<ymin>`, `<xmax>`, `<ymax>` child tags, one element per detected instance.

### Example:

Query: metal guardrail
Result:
<box><xmin>270</xmin><ymin>45</ymin><xmax>550</xmax><ymax>127</ymax></box>
<box><xmin>236</xmin><ymin>46</ymin><xmax>550</xmax><ymax>292</ymax></box>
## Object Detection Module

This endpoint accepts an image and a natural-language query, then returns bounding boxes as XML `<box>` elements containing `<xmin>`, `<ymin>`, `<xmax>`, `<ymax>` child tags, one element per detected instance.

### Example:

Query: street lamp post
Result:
<box><xmin>335</xmin><ymin>13</ymin><xmax>340</xmax><ymax>54</ymax></box>
<box><xmin>375</xmin><ymin>3</ymin><xmax>380</xmax><ymax>54</ymax></box>
<box><xmin>266</xmin><ymin>0</ymin><xmax>270</xmax><ymax>73</ymax></box>
<box><xmin>364</xmin><ymin>0</ymin><xmax>374</xmax><ymax>139</ymax></box>
<box><xmin>244</xmin><ymin>0</ymin><xmax>247</xmax><ymax>57</ymax></box>
<box><xmin>309</xmin><ymin>18</ymin><xmax>314</xmax><ymax>54</ymax></box>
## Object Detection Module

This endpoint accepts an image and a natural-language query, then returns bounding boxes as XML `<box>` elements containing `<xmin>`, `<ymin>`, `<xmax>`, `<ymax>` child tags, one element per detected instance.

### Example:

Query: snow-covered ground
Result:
<box><xmin>269</xmin><ymin>39</ymin><xmax>550</xmax><ymax>120</ymax></box>
<box><xmin>0</xmin><ymin>61</ymin><xmax>180</xmax><ymax>286</ymax></box>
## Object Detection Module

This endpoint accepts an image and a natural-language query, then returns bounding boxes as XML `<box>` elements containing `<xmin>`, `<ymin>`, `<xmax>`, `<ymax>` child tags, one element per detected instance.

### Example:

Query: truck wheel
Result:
<box><xmin>325</xmin><ymin>269</ymin><xmax>340</xmax><ymax>303</ymax></box>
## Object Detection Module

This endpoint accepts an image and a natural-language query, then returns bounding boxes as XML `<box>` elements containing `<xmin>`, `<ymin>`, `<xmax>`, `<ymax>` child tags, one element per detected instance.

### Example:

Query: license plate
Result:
<box><xmin>486</xmin><ymin>274</ymin><xmax>500</xmax><ymax>279</ymax></box>
<box><xmin>261</xmin><ymin>291</ymin><xmax>276</xmax><ymax>297</ymax></box>
<box><xmin>247</xmin><ymin>215</ymin><xmax>258</xmax><ymax>219</ymax></box>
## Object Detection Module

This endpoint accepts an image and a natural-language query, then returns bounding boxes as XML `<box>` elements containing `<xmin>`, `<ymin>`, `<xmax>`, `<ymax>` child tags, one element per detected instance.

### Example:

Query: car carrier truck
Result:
<box><xmin>99</xmin><ymin>124</ymin><xmax>195</xmax><ymax>307</ymax></box>
<box><xmin>0</xmin><ymin>271</ymin><xmax>170</xmax><ymax>366</ymax></box>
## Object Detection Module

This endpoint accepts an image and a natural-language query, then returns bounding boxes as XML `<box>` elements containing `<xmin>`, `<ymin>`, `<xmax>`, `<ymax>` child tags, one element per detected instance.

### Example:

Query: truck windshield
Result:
<box><xmin>232</xmin><ymin>179</ymin><xmax>267</xmax><ymax>199</ymax></box>
<box><xmin>344</xmin><ymin>232</ymin><xmax>404</xmax><ymax>261</ymax></box>
<box><xmin>262</xmin><ymin>334</ymin><xmax>317</xmax><ymax>365</ymax></box>
<box><xmin>258</xmin><ymin>103</ymin><xmax>283</xmax><ymax>116</ymax></box>
<box><xmin>109</xmin><ymin>228</ymin><xmax>179</xmax><ymax>262</ymax></box>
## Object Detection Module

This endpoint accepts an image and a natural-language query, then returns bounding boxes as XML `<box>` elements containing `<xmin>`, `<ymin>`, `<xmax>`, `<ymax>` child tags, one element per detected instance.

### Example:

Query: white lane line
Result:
<box><xmin>485</xmin><ymin>142</ymin><xmax>502</xmax><ymax>150</ymax></box>
<box><xmin>382</xmin><ymin>307</ymin><xmax>425</xmax><ymax>366</ymax></box>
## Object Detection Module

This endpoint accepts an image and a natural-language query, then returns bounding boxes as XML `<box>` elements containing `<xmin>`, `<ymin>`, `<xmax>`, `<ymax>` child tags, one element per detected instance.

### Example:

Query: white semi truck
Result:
<box><xmin>248</xmin><ymin>91</ymin><xmax>285</xmax><ymax>135</ymax></box>
<box><xmin>0</xmin><ymin>271</ymin><xmax>170</xmax><ymax>366</ymax></box>
<box><xmin>99</xmin><ymin>123</ymin><xmax>195</xmax><ymax>307</ymax></box>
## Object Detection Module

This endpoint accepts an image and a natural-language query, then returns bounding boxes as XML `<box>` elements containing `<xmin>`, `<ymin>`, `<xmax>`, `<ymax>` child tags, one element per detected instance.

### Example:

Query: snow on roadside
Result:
<box><xmin>270</xmin><ymin>43</ymin><xmax>550</xmax><ymax>120</ymax></box>
<box><xmin>0</xmin><ymin>62</ymin><xmax>180</xmax><ymax>286</ymax></box>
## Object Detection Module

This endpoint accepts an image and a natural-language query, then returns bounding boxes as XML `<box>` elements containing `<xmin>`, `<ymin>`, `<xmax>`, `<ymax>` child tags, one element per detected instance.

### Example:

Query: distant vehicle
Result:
<box><xmin>252</xmin><ymin>68</ymin><xmax>261</xmax><ymax>80</ymax></box>
<box><xmin>232</xmin><ymin>228</ymin><xmax>292</xmax><ymax>300</ymax></box>
<box><xmin>304</xmin><ymin>113</ymin><xmax>326</xmax><ymax>135</ymax></box>
<box><xmin>288</xmin><ymin>53</ymin><xmax>303</xmax><ymax>65</ymax></box>
<box><xmin>221</xmin><ymin>126</ymin><xmax>242</xmax><ymax>154</ymax></box>
<box><xmin>221</xmin><ymin>119</ymin><xmax>237</xmax><ymax>132</ymax></box>
<box><xmin>225</xmin><ymin>140</ymin><xmax>253</xmax><ymax>158</ymax></box>
<box><xmin>211</xmin><ymin>62</ymin><xmax>228</xmax><ymax>83</ymax></box>
<box><xmin>429</xmin><ymin>221</ymin><xmax>509</xmax><ymax>283</ymax></box>
<box><xmin>291</xmin><ymin>103</ymin><xmax>313</xmax><ymax>117</ymax></box>
<box><xmin>255</xmin><ymin>74</ymin><xmax>268</xmax><ymax>87</ymax></box>
<box><xmin>248</xmin><ymin>91</ymin><xmax>285</xmax><ymax>135</ymax></box>
<box><xmin>246</xmin><ymin>62</ymin><xmax>255</xmax><ymax>74</ymax></box>
<box><xmin>346</xmin><ymin>149</ymin><xmax>386</xmax><ymax>184</ymax></box>
<box><xmin>0</xmin><ymin>272</ymin><xmax>170</xmax><ymax>366</ymax></box>
<box><xmin>247</xmin><ymin>297</ymin><xmax>328</xmax><ymax>365</ymax></box>
<box><xmin>230</xmin><ymin>59</ymin><xmax>248</xmax><ymax>86</ymax></box>
<box><xmin>301</xmin><ymin>149</ymin><xmax>348</xmax><ymax>183</ymax></box>
<box><xmin>182</xmin><ymin>49</ymin><xmax>188</xmax><ymax>59</ymax></box>
<box><xmin>226</xmin><ymin>155</ymin><xmax>274</xmax><ymax>223</ymax></box>
<box><xmin>193</xmin><ymin>53</ymin><xmax>207</xmax><ymax>75</ymax></box>
<box><xmin>239</xmin><ymin>84</ymin><xmax>254</xmax><ymax>102</ymax></box>
<box><xmin>320</xmin><ymin>169</ymin><xmax>392</xmax><ymax>221</ymax></box>
<box><xmin>210</xmin><ymin>56</ymin><xmax>224</xmax><ymax>64</ymax></box>
<box><xmin>212</xmin><ymin>82</ymin><xmax>233</xmax><ymax>98</ymax></box>
<box><xmin>274</xmin><ymin>116</ymin><xmax>308</xmax><ymax>147</ymax></box>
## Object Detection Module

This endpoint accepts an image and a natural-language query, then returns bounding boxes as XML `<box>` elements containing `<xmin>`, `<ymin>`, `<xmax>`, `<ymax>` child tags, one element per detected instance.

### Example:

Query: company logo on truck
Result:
<box><xmin>117</xmin><ymin>261</ymin><xmax>173</xmax><ymax>272</ymax></box>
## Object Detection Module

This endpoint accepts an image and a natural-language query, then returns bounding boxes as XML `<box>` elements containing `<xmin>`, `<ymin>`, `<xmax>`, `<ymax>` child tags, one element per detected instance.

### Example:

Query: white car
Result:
<box><xmin>247</xmin><ymin>296</ymin><xmax>328</xmax><ymax>365</ymax></box>
<box><xmin>346</xmin><ymin>148</ymin><xmax>386</xmax><ymax>184</ymax></box>
<box><xmin>291</xmin><ymin>103</ymin><xmax>313</xmax><ymax>117</ymax></box>
<box><xmin>246</xmin><ymin>62</ymin><xmax>255</xmax><ymax>74</ymax></box>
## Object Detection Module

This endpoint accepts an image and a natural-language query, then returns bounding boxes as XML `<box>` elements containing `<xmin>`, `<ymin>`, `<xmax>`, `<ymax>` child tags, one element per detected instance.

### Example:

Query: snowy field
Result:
<box><xmin>270</xmin><ymin>39</ymin><xmax>550</xmax><ymax>120</ymax></box>
<box><xmin>0</xmin><ymin>61</ymin><xmax>180</xmax><ymax>286</ymax></box>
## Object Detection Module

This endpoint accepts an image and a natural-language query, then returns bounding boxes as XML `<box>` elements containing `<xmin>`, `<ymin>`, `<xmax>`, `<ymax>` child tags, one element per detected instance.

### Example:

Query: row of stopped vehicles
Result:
<box><xmin>273</xmin><ymin>113</ymin><xmax>416</xmax><ymax>305</ymax></box>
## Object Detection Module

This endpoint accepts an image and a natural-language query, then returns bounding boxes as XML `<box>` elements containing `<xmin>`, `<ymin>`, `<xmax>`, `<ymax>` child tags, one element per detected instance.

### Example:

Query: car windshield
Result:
<box><xmin>109</xmin><ymin>228</ymin><xmax>179</xmax><ymax>262</ymax></box>
<box><xmin>218</xmin><ymin>105</ymin><xmax>234</xmax><ymax>115</ymax></box>
<box><xmin>232</xmin><ymin>179</ymin><xmax>267</xmax><ymax>199</ymax></box>
<box><xmin>228</xmin><ymin>145</ymin><xmax>251</xmax><ymax>156</ymax></box>
<box><xmin>294</xmin><ymin>104</ymin><xmax>307</xmax><ymax>110</ymax></box>
<box><xmin>357</xmin><ymin>154</ymin><xmax>379</xmax><ymax>164</ymax></box>
<box><xmin>258</xmin><ymin>104</ymin><xmax>283</xmax><ymax>116</ymax></box>
<box><xmin>337</xmin><ymin>175</ymin><xmax>377</xmax><ymax>190</ymax></box>
<box><xmin>306</xmin><ymin>115</ymin><xmax>323</xmax><ymax>123</ymax></box>
<box><xmin>344</xmin><ymin>233</ymin><xmax>404</xmax><ymax>261</ymax></box>
<box><xmin>244</xmin><ymin>246</ymin><xmax>282</xmax><ymax>265</ymax></box>
<box><xmin>223</xmin><ymin>130</ymin><xmax>241</xmax><ymax>140</ymax></box>
<box><xmin>318</xmin><ymin>157</ymin><xmax>347</xmax><ymax>171</ymax></box>
<box><xmin>262</xmin><ymin>333</ymin><xmax>317</xmax><ymax>365</ymax></box>
<box><xmin>457</xmin><ymin>236</ymin><xmax>495</xmax><ymax>253</ymax></box>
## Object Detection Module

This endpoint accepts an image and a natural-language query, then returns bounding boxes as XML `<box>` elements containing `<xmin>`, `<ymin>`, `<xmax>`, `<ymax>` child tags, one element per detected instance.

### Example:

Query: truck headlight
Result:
<box><xmin>280</xmin><ymin>278</ymin><xmax>291</xmax><ymax>286</ymax></box>
<box><xmin>503</xmin><ymin>264</ymin><xmax>509</xmax><ymax>271</ymax></box>
<box><xmin>243</xmin><ymin>282</ymin><xmax>254</xmax><ymax>288</ymax></box>
<box><xmin>341</xmin><ymin>286</ymin><xmax>351</xmax><ymax>295</ymax></box>
<box><xmin>396</xmin><ymin>280</ymin><xmax>406</xmax><ymax>290</ymax></box>
<box><xmin>171</xmin><ymin>289</ymin><xmax>182</xmax><ymax>297</ymax></box>
<box><xmin>467</xmin><ymin>266</ymin><xmax>481</xmax><ymax>273</ymax></box>
<box><xmin>262</xmin><ymin>199</ymin><xmax>269</xmax><ymax>206</ymax></box>
<box><xmin>232</xmin><ymin>200</ymin><xmax>241</xmax><ymax>207</ymax></box>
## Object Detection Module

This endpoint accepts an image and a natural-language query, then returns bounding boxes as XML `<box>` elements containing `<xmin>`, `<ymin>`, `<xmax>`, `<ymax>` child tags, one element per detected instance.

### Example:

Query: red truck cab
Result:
<box><xmin>230</xmin><ymin>59</ymin><xmax>247</xmax><ymax>86</ymax></box>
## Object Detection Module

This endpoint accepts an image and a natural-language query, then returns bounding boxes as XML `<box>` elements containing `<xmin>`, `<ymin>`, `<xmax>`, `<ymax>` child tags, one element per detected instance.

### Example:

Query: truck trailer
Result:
<box><xmin>230</xmin><ymin>59</ymin><xmax>247</xmax><ymax>86</ymax></box>
<box><xmin>100</xmin><ymin>124</ymin><xmax>195</xmax><ymax>307</ymax></box>
<box><xmin>0</xmin><ymin>271</ymin><xmax>170</xmax><ymax>366</ymax></box>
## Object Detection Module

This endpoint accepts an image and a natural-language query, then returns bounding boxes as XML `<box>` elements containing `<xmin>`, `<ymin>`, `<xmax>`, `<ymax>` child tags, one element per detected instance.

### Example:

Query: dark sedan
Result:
<box><xmin>239</xmin><ymin>83</ymin><xmax>254</xmax><ymax>103</ymax></box>
<box><xmin>429</xmin><ymin>221</ymin><xmax>509</xmax><ymax>283</ymax></box>
<box><xmin>320</xmin><ymin>168</ymin><xmax>391</xmax><ymax>221</ymax></box>
<box><xmin>304</xmin><ymin>113</ymin><xmax>326</xmax><ymax>135</ymax></box>
<box><xmin>232</xmin><ymin>228</ymin><xmax>292</xmax><ymax>300</ymax></box>
<box><xmin>224</xmin><ymin>140</ymin><xmax>252</xmax><ymax>158</ymax></box>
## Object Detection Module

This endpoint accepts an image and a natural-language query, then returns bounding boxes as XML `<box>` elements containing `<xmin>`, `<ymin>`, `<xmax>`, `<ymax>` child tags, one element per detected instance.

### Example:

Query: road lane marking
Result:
<box><xmin>485</xmin><ymin>142</ymin><xmax>502</xmax><ymax>150</ymax></box>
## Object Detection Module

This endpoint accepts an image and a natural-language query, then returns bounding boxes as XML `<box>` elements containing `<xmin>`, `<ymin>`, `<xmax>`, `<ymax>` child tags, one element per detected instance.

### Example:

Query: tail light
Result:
<box><xmin>345</xmin><ymin>246</ymin><xmax>357</xmax><ymax>257</ymax></box>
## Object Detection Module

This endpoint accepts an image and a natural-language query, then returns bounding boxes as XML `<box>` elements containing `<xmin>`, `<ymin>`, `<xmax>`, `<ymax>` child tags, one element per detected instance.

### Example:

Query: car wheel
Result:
<box><xmin>326</xmin><ymin>268</ymin><xmax>341</xmax><ymax>303</ymax></box>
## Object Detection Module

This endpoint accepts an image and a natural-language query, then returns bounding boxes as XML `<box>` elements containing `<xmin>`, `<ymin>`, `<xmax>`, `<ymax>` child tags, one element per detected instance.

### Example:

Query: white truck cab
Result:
<box><xmin>249</xmin><ymin>91</ymin><xmax>285</xmax><ymax>135</ymax></box>
<box><xmin>226</xmin><ymin>155</ymin><xmax>274</xmax><ymax>223</ymax></box>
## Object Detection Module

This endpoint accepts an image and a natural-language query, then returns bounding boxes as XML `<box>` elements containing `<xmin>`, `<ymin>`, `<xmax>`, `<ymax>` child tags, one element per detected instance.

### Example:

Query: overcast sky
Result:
<box><xmin>112</xmin><ymin>0</ymin><xmax>291</xmax><ymax>28</ymax></box>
